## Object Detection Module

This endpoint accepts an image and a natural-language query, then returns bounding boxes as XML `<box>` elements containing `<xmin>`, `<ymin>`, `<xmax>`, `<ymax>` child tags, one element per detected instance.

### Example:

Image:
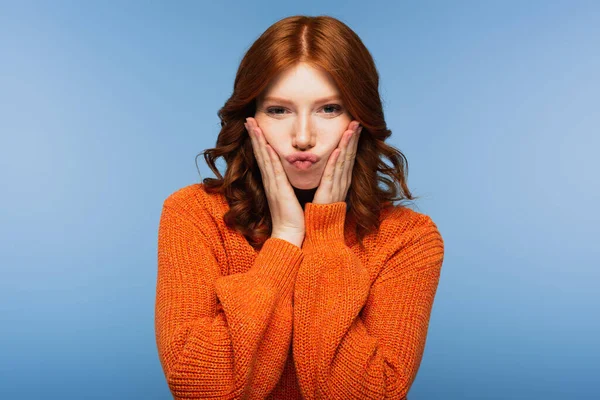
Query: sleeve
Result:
<box><xmin>292</xmin><ymin>202</ymin><xmax>445</xmax><ymax>399</ymax></box>
<box><xmin>155</xmin><ymin>200</ymin><xmax>304</xmax><ymax>399</ymax></box>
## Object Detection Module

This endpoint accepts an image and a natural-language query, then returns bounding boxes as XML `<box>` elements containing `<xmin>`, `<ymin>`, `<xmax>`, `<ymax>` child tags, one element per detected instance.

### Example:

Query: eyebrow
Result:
<box><xmin>261</xmin><ymin>95</ymin><xmax>342</xmax><ymax>105</ymax></box>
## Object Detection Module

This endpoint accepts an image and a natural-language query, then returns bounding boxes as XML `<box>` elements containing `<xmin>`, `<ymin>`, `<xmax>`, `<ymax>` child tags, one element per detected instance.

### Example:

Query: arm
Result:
<box><xmin>293</xmin><ymin>202</ymin><xmax>444</xmax><ymax>399</ymax></box>
<box><xmin>155</xmin><ymin>199</ymin><xmax>303</xmax><ymax>399</ymax></box>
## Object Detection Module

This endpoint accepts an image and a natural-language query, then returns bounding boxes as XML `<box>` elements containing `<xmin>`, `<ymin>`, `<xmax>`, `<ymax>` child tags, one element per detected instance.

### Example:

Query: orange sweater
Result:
<box><xmin>155</xmin><ymin>183</ymin><xmax>445</xmax><ymax>399</ymax></box>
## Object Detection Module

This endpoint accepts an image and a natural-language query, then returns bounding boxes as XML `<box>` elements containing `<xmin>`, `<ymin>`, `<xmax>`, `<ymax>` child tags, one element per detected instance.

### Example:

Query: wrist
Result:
<box><xmin>272</xmin><ymin>231</ymin><xmax>305</xmax><ymax>248</ymax></box>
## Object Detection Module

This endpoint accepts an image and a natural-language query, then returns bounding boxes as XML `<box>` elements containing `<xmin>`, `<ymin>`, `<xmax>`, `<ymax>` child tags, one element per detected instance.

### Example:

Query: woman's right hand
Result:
<box><xmin>245</xmin><ymin>117</ymin><xmax>305</xmax><ymax>244</ymax></box>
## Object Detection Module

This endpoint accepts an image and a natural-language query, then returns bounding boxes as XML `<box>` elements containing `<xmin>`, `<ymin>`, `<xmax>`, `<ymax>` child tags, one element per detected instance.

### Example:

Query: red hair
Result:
<box><xmin>197</xmin><ymin>15</ymin><xmax>419</xmax><ymax>251</ymax></box>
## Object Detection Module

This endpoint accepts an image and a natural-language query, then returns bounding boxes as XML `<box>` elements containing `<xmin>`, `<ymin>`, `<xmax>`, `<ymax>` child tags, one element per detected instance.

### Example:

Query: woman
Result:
<box><xmin>155</xmin><ymin>15</ymin><xmax>445</xmax><ymax>400</ymax></box>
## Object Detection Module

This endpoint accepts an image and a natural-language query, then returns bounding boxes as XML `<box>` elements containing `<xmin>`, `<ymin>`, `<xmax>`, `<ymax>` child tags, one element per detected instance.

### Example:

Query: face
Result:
<box><xmin>254</xmin><ymin>63</ymin><xmax>352</xmax><ymax>190</ymax></box>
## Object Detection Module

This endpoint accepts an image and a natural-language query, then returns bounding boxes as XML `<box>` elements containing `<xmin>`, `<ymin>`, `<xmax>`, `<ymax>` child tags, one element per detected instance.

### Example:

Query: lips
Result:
<box><xmin>285</xmin><ymin>152</ymin><xmax>319</xmax><ymax>163</ymax></box>
<box><xmin>292</xmin><ymin>160</ymin><xmax>315</xmax><ymax>170</ymax></box>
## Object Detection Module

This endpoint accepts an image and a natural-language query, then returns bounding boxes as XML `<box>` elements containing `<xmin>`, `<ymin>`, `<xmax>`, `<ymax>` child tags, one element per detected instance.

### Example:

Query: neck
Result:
<box><xmin>293</xmin><ymin>186</ymin><xmax>318</xmax><ymax>209</ymax></box>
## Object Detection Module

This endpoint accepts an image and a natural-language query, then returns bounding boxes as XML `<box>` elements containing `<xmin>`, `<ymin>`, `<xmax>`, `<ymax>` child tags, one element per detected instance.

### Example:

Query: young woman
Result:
<box><xmin>155</xmin><ymin>15</ymin><xmax>445</xmax><ymax>400</ymax></box>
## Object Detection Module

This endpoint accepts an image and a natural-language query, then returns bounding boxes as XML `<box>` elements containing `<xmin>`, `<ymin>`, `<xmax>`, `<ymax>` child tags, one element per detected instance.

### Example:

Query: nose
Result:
<box><xmin>293</xmin><ymin>119</ymin><xmax>313</xmax><ymax>150</ymax></box>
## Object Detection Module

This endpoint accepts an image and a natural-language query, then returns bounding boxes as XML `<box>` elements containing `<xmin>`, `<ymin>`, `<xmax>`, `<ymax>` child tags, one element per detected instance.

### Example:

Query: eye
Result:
<box><xmin>322</xmin><ymin>104</ymin><xmax>342</xmax><ymax>114</ymax></box>
<box><xmin>266</xmin><ymin>107</ymin><xmax>287</xmax><ymax>115</ymax></box>
<box><xmin>265</xmin><ymin>104</ymin><xmax>343</xmax><ymax>115</ymax></box>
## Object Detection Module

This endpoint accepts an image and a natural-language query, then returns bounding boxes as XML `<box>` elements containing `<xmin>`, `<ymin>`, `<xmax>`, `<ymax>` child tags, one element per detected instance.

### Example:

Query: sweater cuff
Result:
<box><xmin>252</xmin><ymin>237</ymin><xmax>304</xmax><ymax>301</ymax></box>
<box><xmin>304</xmin><ymin>201</ymin><xmax>347</xmax><ymax>245</ymax></box>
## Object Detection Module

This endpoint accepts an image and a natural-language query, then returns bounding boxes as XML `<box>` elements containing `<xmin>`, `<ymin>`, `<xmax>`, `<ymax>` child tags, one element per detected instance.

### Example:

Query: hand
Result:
<box><xmin>312</xmin><ymin>120</ymin><xmax>362</xmax><ymax>205</ymax></box>
<box><xmin>245</xmin><ymin>117</ymin><xmax>306</xmax><ymax>238</ymax></box>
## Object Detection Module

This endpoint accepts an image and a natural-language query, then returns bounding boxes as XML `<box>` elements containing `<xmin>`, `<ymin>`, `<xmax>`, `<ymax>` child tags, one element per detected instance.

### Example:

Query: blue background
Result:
<box><xmin>1</xmin><ymin>1</ymin><xmax>598</xmax><ymax>398</ymax></box>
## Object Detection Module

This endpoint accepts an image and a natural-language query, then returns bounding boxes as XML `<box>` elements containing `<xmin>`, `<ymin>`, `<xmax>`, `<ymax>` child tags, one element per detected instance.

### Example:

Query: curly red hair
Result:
<box><xmin>196</xmin><ymin>15</ymin><xmax>420</xmax><ymax>251</ymax></box>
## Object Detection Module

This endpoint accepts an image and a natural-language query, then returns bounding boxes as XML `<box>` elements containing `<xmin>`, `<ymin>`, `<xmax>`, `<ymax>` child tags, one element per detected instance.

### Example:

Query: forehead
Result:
<box><xmin>259</xmin><ymin>63</ymin><xmax>341</xmax><ymax>102</ymax></box>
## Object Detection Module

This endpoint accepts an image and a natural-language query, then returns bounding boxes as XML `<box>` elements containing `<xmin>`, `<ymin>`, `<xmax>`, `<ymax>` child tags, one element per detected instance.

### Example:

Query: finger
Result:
<box><xmin>255</xmin><ymin>128</ymin><xmax>277</xmax><ymax>188</ymax></box>
<box><xmin>245</xmin><ymin>121</ymin><xmax>261</xmax><ymax>164</ymax></box>
<box><xmin>342</xmin><ymin>125</ymin><xmax>362</xmax><ymax>187</ymax></box>
<box><xmin>347</xmin><ymin>125</ymin><xmax>361</xmax><ymax>163</ymax></box>
<box><xmin>321</xmin><ymin>147</ymin><xmax>341</xmax><ymax>194</ymax></box>
<box><xmin>265</xmin><ymin>143</ymin><xmax>288</xmax><ymax>191</ymax></box>
<box><xmin>336</xmin><ymin>127</ymin><xmax>355</xmax><ymax>197</ymax></box>
<box><xmin>245</xmin><ymin>121</ymin><xmax>265</xmax><ymax>171</ymax></box>
<box><xmin>247</xmin><ymin>119</ymin><xmax>276</xmax><ymax>186</ymax></box>
<box><xmin>339</xmin><ymin>121</ymin><xmax>359</xmax><ymax>163</ymax></box>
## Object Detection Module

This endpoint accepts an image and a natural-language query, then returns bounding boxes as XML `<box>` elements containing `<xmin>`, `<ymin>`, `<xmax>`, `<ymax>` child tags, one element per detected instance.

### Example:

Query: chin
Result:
<box><xmin>289</xmin><ymin>175</ymin><xmax>319</xmax><ymax>190</ymax></box>
<box><xmin>292</xmin><ymin>182</ymin><xmax>319</xmax><ymax>190</ymax></box>
<box><xmin>285</xmin><ymin>165</ymin><xmax>321</xmax><ymax>190</ymax></box>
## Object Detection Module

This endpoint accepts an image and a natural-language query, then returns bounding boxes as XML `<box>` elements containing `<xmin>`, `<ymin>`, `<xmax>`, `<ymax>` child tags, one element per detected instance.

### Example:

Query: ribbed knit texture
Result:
<box><xmin>155</xmin><ymin>183</ymin><xmax>445</xmax><ymax>399</ymax></box>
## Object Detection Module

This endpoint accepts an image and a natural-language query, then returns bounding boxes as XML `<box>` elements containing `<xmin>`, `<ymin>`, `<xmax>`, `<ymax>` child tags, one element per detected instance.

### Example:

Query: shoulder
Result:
<box><xmin>163</xmin><ymin>182</ymin><xmax>227</xmax><ymax>209</ymax></box>
<box><xmin>161</xmin><ymin>183</ymin><xmax>228</xmax><ymax>222</ymax></box>
<box><xmin>377</xmin><ymin>204</ymin><xmax>444</xmax><ymax>251</ymax></box>
<box><xmin>372</xmin><ymin>205</ymin><xmax>445</xmax><ymax>278</ymax></box>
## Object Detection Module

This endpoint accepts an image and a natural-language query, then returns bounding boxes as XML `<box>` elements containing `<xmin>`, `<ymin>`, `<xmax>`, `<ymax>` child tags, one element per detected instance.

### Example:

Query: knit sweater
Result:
<box><xmin>155</xmin><ymin>183</ymin><xmax>445</xmax><ymax>399</ymax></box>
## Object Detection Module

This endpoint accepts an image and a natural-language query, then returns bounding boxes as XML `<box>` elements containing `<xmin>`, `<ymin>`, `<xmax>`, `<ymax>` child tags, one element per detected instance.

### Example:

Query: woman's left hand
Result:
<box><xmin>312</xmin><ymin>120</ymin><xmax>362</xmax><ymax>205</ymax></box>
